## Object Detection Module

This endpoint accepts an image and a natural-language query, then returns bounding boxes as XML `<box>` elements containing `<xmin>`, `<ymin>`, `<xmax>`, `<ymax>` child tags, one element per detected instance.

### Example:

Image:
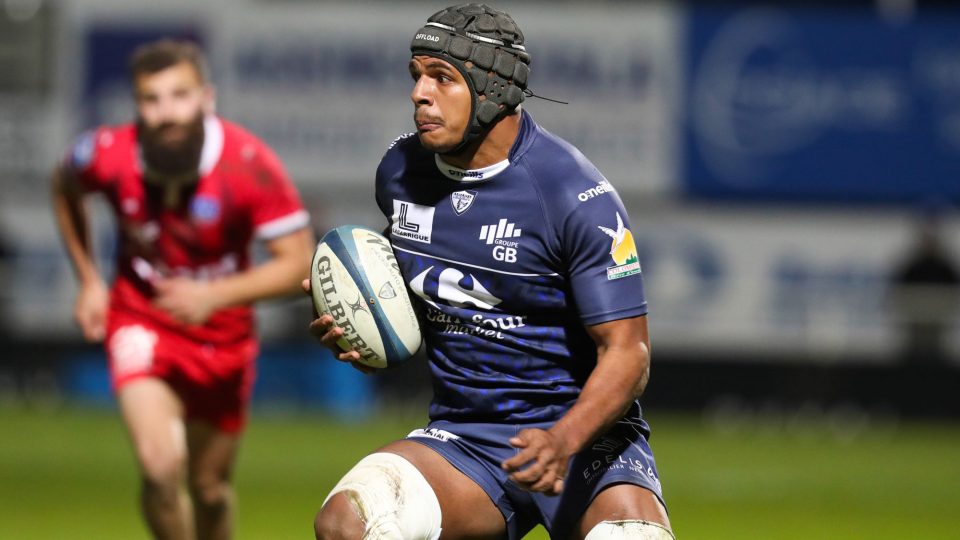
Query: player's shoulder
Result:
<box><xmin>215</xmin><ymin>117</ymin><xmax>287</xmax><ymax>174</ymax></box>
<box><xmin>65</xmin><ymin>122</ymin><xmax>136</xmax><ymax>173</ymax></box>
<box><xmin>515</xmin><ymin>115</ymin><xmax>615</xmax><ymax>214</ymax></box>
<box><xmin>382</xmin><ymin>132</ymin><xmax>423</xmax><ymax>164</ymax></box>
<box><xmin>377</xmin><ymin>132</ymin><xmax>426</xmax><ymax>183</ymax></box>
<box><xmin>218</xmin><ymin>117</ymin><xmax>274</xmax><ymax>158</ymax></box>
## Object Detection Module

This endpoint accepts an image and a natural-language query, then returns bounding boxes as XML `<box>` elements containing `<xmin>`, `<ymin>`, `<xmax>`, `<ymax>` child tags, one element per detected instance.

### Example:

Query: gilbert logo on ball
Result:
<box><xmin>310</xmin><ymin>225</ymin><xmax>422</xmax><ymax>368</ymax></box>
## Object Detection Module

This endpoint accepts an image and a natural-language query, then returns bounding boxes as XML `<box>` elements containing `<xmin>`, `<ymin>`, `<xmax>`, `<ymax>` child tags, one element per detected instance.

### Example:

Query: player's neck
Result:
<box><xmin>442</xmin><ymin>112</ymin><xmax>521</xmax><ymax>170</ymax></box>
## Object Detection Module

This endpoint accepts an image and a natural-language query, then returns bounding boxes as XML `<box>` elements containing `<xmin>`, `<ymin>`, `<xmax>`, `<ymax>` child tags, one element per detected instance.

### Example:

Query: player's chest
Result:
<box><xmin>112</xmin><ymin>173</ymin><xmax>244</xmax><ymax>252</ymax></box>
<box><xmin>387</xmin><ymin>187</ymin><xmax>553</xmax><ymax>273</ymax></box>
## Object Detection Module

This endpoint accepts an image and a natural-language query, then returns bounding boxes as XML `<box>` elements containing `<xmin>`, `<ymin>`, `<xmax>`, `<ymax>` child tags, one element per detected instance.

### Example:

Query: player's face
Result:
<box><xmin>134</xmin><ymin>61</ymin><xmax>212</xmax><ymax>150</ymax></box>
<box><xmin>410</xmin><ymin>55</ymin><xmax>472</xmax><ymax>153</ymax></box>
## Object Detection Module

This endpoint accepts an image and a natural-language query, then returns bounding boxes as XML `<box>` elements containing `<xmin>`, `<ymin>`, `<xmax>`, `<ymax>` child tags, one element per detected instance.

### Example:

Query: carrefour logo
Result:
<box><xmin>409</xmin><ymin>266</ymin><xmax>502</xmax><ymax>310</ymax></box>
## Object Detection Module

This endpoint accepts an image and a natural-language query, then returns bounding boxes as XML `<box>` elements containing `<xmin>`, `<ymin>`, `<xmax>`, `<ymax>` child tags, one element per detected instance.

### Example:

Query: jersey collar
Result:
<box><xmin>198</xmin><ymin>115</ymin><xmax>224</xmax><ymax>176</ymax></box>
<box><xmin>435</xmin><ymin>154</ymin><xmax>510</xmax><ymax>182</ymax></box>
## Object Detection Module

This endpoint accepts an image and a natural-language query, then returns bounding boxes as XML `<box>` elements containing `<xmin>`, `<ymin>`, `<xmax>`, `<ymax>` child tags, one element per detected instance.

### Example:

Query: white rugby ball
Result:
<box><xmin>310</xmin><ymin>225</ymin><xmax>421</xmax><ymax>368</ymax></box>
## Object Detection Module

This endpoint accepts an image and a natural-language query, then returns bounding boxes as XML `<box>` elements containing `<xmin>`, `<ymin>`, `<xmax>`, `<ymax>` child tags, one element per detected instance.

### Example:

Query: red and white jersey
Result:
<box><xmin>64</xmin><ymin>116</ymin><xmax>309</xmax><ymax>345</ymax></box>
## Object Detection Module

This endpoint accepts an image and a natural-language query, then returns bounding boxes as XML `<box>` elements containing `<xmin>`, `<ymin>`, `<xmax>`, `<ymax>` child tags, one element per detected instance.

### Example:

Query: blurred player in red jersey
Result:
<box><xmin>51</xmin><ymin>39</ymin><xmax>315</xmax><ymax>540</ymax></box>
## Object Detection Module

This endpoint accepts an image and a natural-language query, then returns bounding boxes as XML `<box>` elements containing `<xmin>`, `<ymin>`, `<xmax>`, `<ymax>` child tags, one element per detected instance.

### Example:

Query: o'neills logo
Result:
<box><xmin>447</xmin><ymin>168</ymin><xmax>484</xmax><ymax>179</ymax></box>
<box><xmin>314</xmin><ymin>255</ymin><xmax>378</xmax><ymax>361</ymax></box>
<box><xmin>415</xmin><ymin>33</ymin><xmax>440</xmax><ymax>42</ymax></box>
<box><xmin>578</xmin><ymin>180</ymin><xmax>615</xmax><ymax>202</ymax></box>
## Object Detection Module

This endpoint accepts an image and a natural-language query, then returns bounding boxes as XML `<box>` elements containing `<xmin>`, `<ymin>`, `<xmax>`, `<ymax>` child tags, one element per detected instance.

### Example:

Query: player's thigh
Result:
<box><xmin>573</xmin><ymin>484</ymin><xmax>670</xmax><ymax>540</ymax></box>
<box><xmin>116</xmin><ymin>377</ymin><xmax>187</xmax><ymax>477</ymax></box>
<box><xmin>380</xmin><ymin>439</ymin><xmax>507</xmax><ymax>539</ymax></box>
<box><xmin>186</xmin><ymin>421</ymin><xmax>240</xmax><ymax>487</ymax></box>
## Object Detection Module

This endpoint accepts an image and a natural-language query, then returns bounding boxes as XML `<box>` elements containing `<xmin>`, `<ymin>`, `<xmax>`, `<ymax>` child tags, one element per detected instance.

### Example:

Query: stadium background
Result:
<box><xmin>1</xmin><ymin>0</ymin><xmax>959</xmax><ymax>538</ymax></box>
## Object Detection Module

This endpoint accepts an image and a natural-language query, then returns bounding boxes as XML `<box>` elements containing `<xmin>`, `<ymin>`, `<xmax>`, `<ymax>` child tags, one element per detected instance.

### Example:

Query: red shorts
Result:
<box><xmin>106</xmin><ymin>311</ymin><xmax>259</xmax><ymax>433</ymax></box>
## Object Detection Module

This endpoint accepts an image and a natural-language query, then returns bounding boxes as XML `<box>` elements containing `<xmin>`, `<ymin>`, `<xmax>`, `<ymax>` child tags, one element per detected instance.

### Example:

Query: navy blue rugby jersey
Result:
<box><xmin>375</xmin><ymin>110</ymin><xmax>648</xmax><ymax>424</ymax></box>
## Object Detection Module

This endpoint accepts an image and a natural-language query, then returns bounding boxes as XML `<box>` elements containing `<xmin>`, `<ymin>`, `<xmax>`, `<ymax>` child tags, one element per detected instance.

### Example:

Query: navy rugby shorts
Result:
<box><xmin>406</xmin><ymin>417</ymin><xmax>666</xmax><ymax>539</ymax></box>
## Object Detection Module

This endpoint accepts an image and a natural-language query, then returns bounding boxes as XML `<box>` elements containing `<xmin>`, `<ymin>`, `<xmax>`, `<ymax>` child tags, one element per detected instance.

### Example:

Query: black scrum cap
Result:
<box><xmin>411</xmin><ymin>3</ymin><xmax>531</xmax><ymax>152</ymax></box>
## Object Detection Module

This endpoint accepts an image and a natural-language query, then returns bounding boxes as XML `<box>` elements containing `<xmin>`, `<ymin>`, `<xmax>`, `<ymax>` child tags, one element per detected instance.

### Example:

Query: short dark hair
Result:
<box><xmin>128</xmin><ymin>39</ymin><xmax>209</xmax><ymax>85</ymax></box>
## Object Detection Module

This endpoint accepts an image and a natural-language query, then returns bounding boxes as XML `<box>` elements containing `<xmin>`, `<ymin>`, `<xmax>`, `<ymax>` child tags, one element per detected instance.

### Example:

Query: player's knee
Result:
<box><xmin>314</xmin><ymin>492</ymin><xmax>365</xmax><ymax>540</ymax></box>
<box><xmin>137</xmin><ymin>448</ymin><xmax>185</xmax><ymax>493</ymax></box>
<box><xmin>320</xmin><ymin>452</ymin><xmax>442</xmax><ymax>540</ymax></box>
<box><xmin>189</xmin><ymin>475</ymin><xmax>231</xmax><ymax>511</ymax></box>
<box><xmin>585</xmin><ymin>520</ymin><xmax>675</xmax><ymax>540</ymax></box>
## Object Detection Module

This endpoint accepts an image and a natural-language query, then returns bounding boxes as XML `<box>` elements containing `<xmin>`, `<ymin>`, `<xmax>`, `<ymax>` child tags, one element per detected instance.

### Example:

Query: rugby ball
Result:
<box><xmin>310</xmin><ymin>225</ymin><xmax>421</xmax><ymax>368</ymax></box>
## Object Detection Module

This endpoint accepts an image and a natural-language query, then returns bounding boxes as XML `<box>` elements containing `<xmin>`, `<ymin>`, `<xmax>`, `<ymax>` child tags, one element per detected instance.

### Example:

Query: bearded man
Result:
<box><xmin>52</xmin><ymin>39</ymin><xmax>315</xmax><ymax>540</ymax></box>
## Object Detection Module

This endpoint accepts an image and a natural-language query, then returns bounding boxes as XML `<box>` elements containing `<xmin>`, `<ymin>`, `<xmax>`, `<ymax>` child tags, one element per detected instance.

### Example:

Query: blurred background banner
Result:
<box><xmin>684</xmin><ymin>6</ymin><xmax>960</xmax><ymax>204</ymax></box>
<box><xmin>68</xmin><ymin>1</ymin><xmax>681</xmax><ymax>195</ymax></box>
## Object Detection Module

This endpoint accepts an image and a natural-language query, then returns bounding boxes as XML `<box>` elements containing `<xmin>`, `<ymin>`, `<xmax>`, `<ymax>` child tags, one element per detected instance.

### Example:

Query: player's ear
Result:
<box><xmin>203</xmin><ymin>85</ymin><xmax>217</xmax><ymax>115</ymax></box>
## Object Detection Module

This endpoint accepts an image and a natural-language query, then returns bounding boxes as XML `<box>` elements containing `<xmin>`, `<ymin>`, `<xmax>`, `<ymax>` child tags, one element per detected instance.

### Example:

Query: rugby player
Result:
<box><xmin>52</xmin><ymin>39</ymin><xmax>314</xmax><ymax>540</ymax></box>
<box><xmin>308</xmin><ymin>4</ymin><xmax>671</xmax><ymax>539</ymax></box>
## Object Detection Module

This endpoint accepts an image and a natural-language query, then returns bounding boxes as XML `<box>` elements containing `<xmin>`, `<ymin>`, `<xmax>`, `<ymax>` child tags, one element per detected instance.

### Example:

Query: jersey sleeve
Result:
<box><xmin>374</xmin><ymin>157</ymin><xmax>391</xmax><ymax>224</ymax></box>
<box><xmin>561</xmin><ymin>187</ymin><xmax>648</xmax><ymax>326</ymax></box>
<box><xmin>61</xmin><ymin>128</ymin><xmax>113</xmax><ymax>192</ymax></box>
<box><xmin>248</xmin><ymin>143</ymin><xmax>310</xmax><ymax>240</ymax></box>
<box><xmin>374</xmin><ymin>133</ymin><xmax>416</xmax><ymax>229</ymax></box>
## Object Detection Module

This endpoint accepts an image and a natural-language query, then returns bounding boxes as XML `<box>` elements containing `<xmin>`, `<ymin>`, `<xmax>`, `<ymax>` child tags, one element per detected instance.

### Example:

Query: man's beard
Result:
<box><xmin>138</xmin><ymin>112</ymin><xmax>205</xmax><ymax>176</ymax></box>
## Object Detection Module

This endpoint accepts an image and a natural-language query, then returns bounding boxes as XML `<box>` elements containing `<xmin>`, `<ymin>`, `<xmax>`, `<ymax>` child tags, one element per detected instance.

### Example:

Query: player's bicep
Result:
<box><xmin>585</xmin><ymin>315</ymin><xmax>650</xmax><ymax>356</ymax></box>
<box><xmin>263</xmin><ymin>227</ymin><xmax>314</xmax><ymax>259</ymax></box>
<box><xmin>585</xmin><ymin>315</ymin><xmax>651</xmax><ymax>398</ymax></box>
<box><xmin>52</xmin><ymin>163</ymin><xmax>82</xmax><ymax>199</ymax></box>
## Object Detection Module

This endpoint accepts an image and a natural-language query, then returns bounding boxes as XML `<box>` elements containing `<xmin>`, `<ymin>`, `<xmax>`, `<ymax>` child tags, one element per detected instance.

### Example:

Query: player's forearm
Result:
<box><xmin>51</xmin><ymin>170</ymin><xmax>103</xmax><ymax>286</ymax></box>
<box><xmin>208</xmin><ymin>258</ymin><xmax>304</xmax><ymax>307</ymax></box>
<box><xmin>208</xmin><ymin>228</ymin><xmax>314</xmax><ymax>308</ymax></box>
<box><xmin>549</xmin><ymin>342</ymin><xmax>650</xmax><ymax>455</ymax></box>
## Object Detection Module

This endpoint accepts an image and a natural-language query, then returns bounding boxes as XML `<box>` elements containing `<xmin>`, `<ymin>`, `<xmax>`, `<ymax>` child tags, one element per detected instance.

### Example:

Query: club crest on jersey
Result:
<box><xmin>597</xmin><ymin>212</ymin><xmax>641</xmax><ymax>280</ymax></box>
<box><xmin>190</xmin><ymin>195</ymin><xmax>221</xmax><ymax>224</ymax></box>
<box><xmin>391</xmin><ymin>200</ymin><xmax>435</xmax><ymax>244</ymax></box>
<box><xmin>450</xmin><ymin>190</ymin><xmax>477</xmax><ymax>215</ymax></box>
<box><xmin>70</xmin><ymin>130</ymin><xmax>96</xmax><ymax>170</ymax></box>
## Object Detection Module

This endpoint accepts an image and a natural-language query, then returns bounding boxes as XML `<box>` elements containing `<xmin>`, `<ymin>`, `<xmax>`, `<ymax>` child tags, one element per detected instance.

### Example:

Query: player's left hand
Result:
<box><xmin>502</xmin><ymin>428</ymin><xmax>571</xmax><ymax>496</ymax></box>
<box><xmin>153</xmin><ymin>277</ymin><xmax>219</xmax><ymax>325</ymax></box>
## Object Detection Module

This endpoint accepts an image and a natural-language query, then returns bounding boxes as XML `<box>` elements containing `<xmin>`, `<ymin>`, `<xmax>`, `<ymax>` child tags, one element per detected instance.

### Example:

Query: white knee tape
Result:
<box><xmin>323</xmin><ymin>453</ymin><xmax>442</xmax><ymax>540</ymax></box>
<box><xmin>585</xmin><ymin>520</ymin><xmax>675</xmax><ymax>540</ymax></box>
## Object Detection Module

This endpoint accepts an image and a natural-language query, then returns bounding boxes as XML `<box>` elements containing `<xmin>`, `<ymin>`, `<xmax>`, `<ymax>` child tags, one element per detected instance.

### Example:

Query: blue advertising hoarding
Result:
<box><xmin>684</xmin><ymin>7</ymin><xmax>960</xmax><ymax>204</ymax></box>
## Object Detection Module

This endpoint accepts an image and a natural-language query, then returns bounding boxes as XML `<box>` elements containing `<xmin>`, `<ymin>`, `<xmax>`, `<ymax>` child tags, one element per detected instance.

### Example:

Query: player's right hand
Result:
<box><xmin>302</xmin><ymin>279</ymin><xmax>376</xmax><ymax>374</ymax></box>
<box><xmin>75</xmin><ymin>280</ymin><xmax>109</xmax><ymax>342</ymax></box>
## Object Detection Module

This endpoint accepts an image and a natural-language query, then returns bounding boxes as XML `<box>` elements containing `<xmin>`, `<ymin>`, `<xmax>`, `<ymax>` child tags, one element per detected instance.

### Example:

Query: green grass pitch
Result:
<box><xmin>1</xmin><ymin>405</ymin><xmax>958</xmax><ymax>539</ymax></box>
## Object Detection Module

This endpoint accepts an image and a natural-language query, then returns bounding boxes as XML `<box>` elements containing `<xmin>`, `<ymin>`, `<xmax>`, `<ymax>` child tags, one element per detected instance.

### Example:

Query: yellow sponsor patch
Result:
<box><xmin>597</xmin><ymin>212</ymin><xmax>641</xmax><ymax>280</ymax></box>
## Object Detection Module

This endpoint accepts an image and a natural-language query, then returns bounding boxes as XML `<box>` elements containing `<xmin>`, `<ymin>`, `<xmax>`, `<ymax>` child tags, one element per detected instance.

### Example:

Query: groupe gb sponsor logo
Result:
<box><xmin>480</xmin><ymin>218</ymin><xmax>522</xmax><ymax>263</ymax></box>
